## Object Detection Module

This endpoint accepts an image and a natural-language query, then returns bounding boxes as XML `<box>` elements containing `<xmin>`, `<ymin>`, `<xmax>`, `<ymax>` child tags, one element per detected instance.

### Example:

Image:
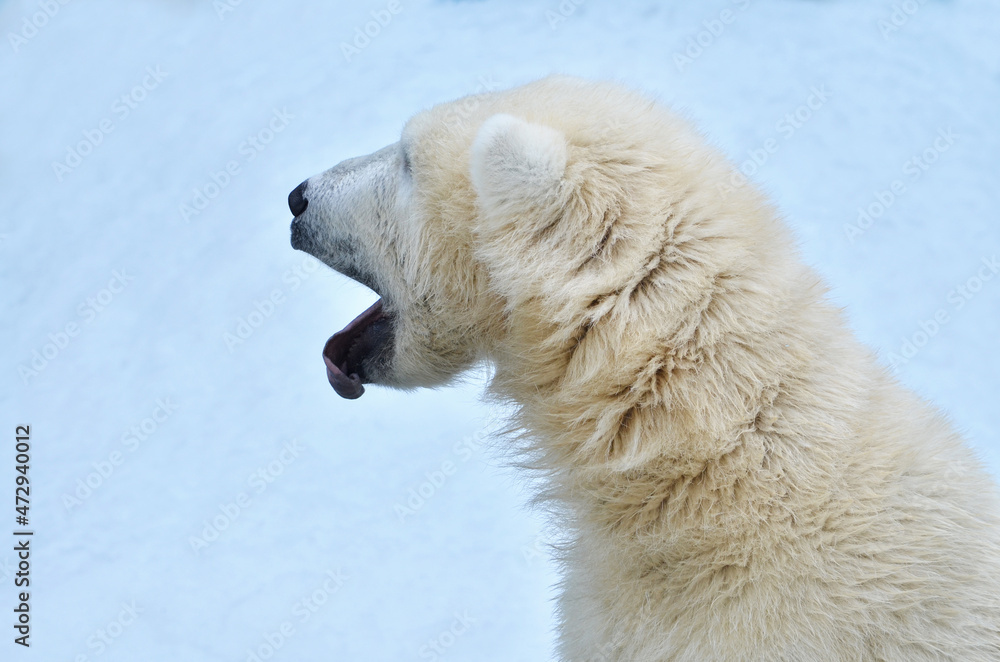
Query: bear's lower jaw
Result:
<box><xmin>322</xmin><ymin>299</ymin><xmax>394</xmax><ymax>399</ymax></box>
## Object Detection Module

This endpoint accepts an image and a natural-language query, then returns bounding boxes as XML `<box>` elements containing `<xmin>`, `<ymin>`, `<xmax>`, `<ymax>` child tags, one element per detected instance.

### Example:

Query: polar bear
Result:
<box><xmin>288</xmin><ymin>77</ymin><xmax>1000</xmax><ymax>661</ymax></box>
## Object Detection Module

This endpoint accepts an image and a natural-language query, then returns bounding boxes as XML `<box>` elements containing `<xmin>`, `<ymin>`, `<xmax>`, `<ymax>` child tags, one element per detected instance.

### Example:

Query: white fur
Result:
<box><xmin>296</xmin><ymin>76</ymin><xmax>1000</xmax><ymax>661</ymax></box>
<box><xmin>470</xmin><ymin>113</ymin><xmax>568</xmax><ymax>212</ymax></box>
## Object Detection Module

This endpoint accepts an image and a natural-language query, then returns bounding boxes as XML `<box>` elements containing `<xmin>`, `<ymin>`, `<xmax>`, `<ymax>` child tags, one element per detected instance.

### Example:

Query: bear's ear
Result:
<box><xmin>470</xmin><ymin>114</ymin><xmax>567</xmax><ymax>212</ymax></box>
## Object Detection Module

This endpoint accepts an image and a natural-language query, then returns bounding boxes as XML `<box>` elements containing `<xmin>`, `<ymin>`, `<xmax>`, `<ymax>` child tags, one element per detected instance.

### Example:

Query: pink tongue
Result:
<box><xmin>321</xmin><ymin>299</ymin><xmax>384</xmax><ymax>400</ymax></box>
<box><xmin>323</xmin><ymin>338</ymin><xmax>364</xmax><ymax>399</ymax></box>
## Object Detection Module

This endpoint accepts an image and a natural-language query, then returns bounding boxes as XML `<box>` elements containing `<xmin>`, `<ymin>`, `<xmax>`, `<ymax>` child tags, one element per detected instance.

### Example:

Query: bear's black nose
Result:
<box><xmin>288</xmin><ymin>181</ymin><xmax>308</xmax><ymax>216</ymax></box>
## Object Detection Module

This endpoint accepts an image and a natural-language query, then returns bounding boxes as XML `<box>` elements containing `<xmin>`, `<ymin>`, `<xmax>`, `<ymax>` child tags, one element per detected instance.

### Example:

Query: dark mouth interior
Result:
<box><xmin>322</xmin><ymin>299</ymin><xmax>387</xmax><ymax>399</ymax></box>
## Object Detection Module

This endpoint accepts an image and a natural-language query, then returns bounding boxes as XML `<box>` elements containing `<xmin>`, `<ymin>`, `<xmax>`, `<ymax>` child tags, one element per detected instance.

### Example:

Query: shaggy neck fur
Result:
<box><xmin>480</xmin><ymin>138</ymin><xmax>1000</xmax><ymax>659</ymax></box>
<box><xmin>488</xmin><ymin>173</ymin><xmax>849</xmax><ymax>522</ymax></box>
<box><xmin>406</xmin><ymin>77</ymin><xmax>1000</xmax><ymax>659</ymax></box>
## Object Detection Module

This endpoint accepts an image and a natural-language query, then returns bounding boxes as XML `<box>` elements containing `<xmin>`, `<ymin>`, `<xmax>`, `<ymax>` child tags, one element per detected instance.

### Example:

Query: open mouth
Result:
<box><xmin>322</xmin><ymin>299</ymin><xmax>392</xmax><ymax>399</ymax></box>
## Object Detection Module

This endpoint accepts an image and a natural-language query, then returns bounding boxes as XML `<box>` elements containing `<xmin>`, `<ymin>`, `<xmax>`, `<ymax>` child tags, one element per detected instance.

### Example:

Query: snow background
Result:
<box><xmin>1</xmin><ymin>0</ymin><xmax>998</xmax><ymax>659</ymax></box>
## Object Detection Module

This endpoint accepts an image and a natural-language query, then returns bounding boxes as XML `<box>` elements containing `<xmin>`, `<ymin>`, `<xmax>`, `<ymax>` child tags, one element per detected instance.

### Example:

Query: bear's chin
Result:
<box><xmin>322</xmin><ymin>299</ymin><xmax>394</xmax><ymax>399</ymax></box>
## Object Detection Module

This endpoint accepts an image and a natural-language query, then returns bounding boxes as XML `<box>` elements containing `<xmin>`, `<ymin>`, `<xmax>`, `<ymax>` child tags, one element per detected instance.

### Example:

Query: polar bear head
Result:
<box><xmin>289</xmin><ymin>76</ymin><xmax>785</xmax><ymax>410</ymax></box>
